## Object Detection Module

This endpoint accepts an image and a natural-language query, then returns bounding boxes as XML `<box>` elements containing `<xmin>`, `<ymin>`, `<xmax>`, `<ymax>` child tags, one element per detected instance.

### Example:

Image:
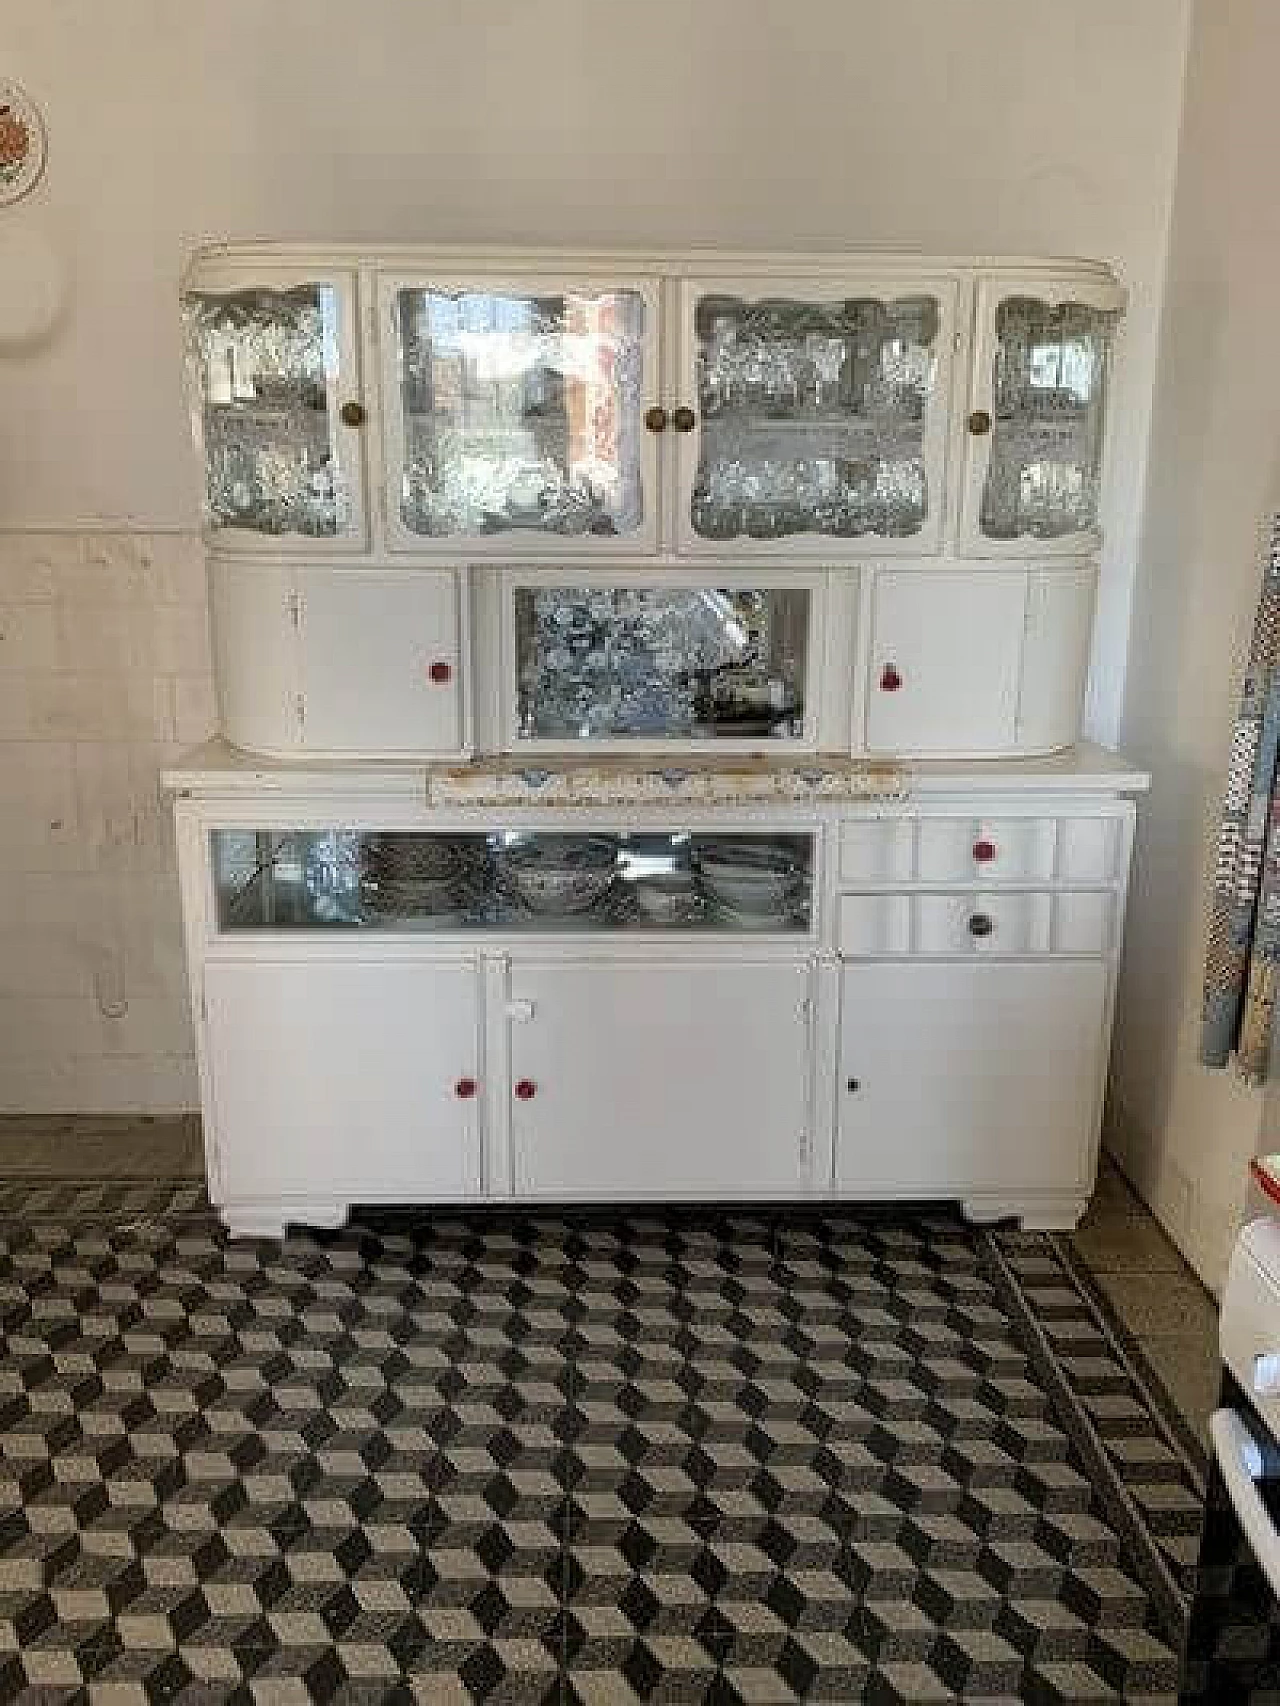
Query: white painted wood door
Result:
<box><xmin>204</xmin><ymin>959</ymin><xmax>482</xmax><ymax>1202</ymax></box>
<box><xmin>507</xmin><ymin>960</ymin><xmax>813</xmax><ymax>1197</ymax></box>
<box><xmin>296</xmin><ymin>567</ymin><xmax>464</xmax><ymax>755</ymax></box>
<box><xmin>836</xmin><ymin>960</ymin><xmax>1107</xmax><ymax>1196</ymax></box>
<box><xmin>864</xmin><ymin>569</ymin><xmax>1027</xmax><ymax>755</ymax></box>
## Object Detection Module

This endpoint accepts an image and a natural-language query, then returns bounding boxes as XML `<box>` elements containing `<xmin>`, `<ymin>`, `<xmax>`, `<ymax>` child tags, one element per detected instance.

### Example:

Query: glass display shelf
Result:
<box><xmin>392</xmin><ymin>288</ymin><xmax>646</xmax><ymax>539</ymax></box>
<box><xmin>980</xmin><ymin>297</ymin><xmax>1116</xmax><ymax>541</ymax></box>
<box><xmin>513</xmin><ymin>584</ymin><xmax>810</xmax><ymax>742</ymax></box>
<box><xmin>690</xmin><ymin>293</ymin><xmax>939</xmax><ymax>541</ymax></box>
<box><xmin>184</xmin><ymin>284</ymin><xmax>354</xmax><ymax>538</ymax></box>
<box><xmin>212</xmin><ymin>830</ymin><xmax>814</xmax><ymax>934</ymax></box>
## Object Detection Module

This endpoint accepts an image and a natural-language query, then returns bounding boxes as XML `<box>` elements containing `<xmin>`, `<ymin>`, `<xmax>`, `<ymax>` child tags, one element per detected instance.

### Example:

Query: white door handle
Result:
<box><xmin>505</xmin><ymin>999</ymin><xmax>535</xmax><ymax>1022</ymax></box>
<box><xmin>1211</xmin><ymin>1406</ymin><xmax>1280</xmax><ymax>1598</ymax></box>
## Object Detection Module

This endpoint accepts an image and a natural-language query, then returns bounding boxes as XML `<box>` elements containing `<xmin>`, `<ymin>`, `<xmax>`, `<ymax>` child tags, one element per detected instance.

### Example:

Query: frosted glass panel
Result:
<box><xmin>185</xmin><ymin>285</ymin><xmax>354</xmax><ymax>538</ymax></box>
<box><xmin>691</xmin><ymin>294</ymin><xmax>939</xmax><ymax>540</ymax></box>
<box><xmin>514</xmin><ymin>585</ymin><xmax>809</xmax><ymax>741</ymax></box>
<box><xmin>395</xmin><ymin>289</ymin><xmax>646</xmax><ymax>538</ymax></box>
<box><xmin>980</xmin><ymin>298</ymin><xmax>1115</xmax><ymax>540</ymax></box>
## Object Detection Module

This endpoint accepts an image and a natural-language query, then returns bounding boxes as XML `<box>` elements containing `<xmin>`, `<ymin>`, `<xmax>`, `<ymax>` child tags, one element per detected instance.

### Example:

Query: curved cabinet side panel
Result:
<box><xmin>208</xmin><ymin>557</ymin><xmax>299</xmax><ymax>755</ymax></box>
<box><xmin>1017</xmin><ymin>565</ymin><xmax>1097</xmax><ymax>754</ymax></box>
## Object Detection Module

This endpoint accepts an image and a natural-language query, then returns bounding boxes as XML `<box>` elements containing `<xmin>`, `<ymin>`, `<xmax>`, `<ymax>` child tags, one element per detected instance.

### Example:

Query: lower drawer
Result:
<box><xmin>838</xmin><ymin>889</ymin><xmax>1114</xmax><ymax>957</ymax></box>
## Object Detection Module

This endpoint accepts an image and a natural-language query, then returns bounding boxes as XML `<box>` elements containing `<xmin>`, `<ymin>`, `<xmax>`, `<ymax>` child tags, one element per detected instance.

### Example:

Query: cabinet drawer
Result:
<box><xmin>838</xmin><ymin>813</ymin><xmax>1123</xmax><ymax>887</ymax></box>
<box><xmin>838</xmin><ymin>890</ymin><xmax>1113</xmax><ymax>957</ymax></box>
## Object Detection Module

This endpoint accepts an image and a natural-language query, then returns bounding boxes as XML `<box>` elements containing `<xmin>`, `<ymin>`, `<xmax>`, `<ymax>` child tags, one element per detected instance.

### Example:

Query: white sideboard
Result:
<box><xmin>167</xmin><ymin>741</ymin><xmax>1145</xmax><ymax>1240</ymax></box>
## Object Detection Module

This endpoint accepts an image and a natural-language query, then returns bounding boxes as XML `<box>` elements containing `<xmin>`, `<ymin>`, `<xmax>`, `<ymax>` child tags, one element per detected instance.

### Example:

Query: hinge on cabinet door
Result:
<box><xmin>798</xmin><ymin>1126</ymin><xmax>811</xmax><ymax>1164</ymax></box>
<box><xmin>295</xmin><ymin>692</ymin><xmax>306</xmax><ymax>732</ymax></box>
<box><xmin>286</xmin><ymin>590</ymin><xmax>301</xmax><ymax>631</ymax></box>
<box><xmin>797</xmin><ymin>995</ymin><xmax>812</xmax><ymax>1023</ymax></box>
<box><xmin>199</xmin><ymin>978</ymin><xmax>207</xmax><ymax>1024</ymax></box>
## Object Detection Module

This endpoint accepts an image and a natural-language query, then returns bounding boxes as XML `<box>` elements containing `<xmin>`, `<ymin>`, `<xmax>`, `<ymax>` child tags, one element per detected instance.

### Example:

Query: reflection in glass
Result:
<box><xmin>394</xmin><ymin>289</ymin><xmax>645</xmax><ymax>538</ymax></box>
<box><xmin>513</xmin><ymin>585</ymin><xmax>809</xmax><ymax>741</ymax></box>
<box><xmin>691</xmin><ymin>295</ymin><xmax>939</xmax><ymax>540</ymax></box>
<box><xmin>980</xmin><ymin>298</ymin><xmax>1115</xmax><ymax>540</ymax></box>
<box><xmin>184</xmin><ymin>286</ymin><xmax>350</xmax><ymax>537</ymax></box>
<box><xmin>211</xmin><ymin>829</ymin><xmax>813</xmax><ymax>933</ymax></box>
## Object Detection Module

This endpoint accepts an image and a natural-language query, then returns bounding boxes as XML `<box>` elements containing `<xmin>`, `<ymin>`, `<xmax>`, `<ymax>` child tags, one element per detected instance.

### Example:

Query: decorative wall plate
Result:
<box><xmin>0</xmin><ymin>81</ymin><xmax>46</xmax><ymax>206</ymax></box>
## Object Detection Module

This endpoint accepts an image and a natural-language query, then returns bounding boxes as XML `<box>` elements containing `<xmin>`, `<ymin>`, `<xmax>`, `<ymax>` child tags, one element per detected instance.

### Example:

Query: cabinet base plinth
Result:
<box><xmin>962</xmin><ymin>1195</ymin><xmax>1087</xmax><ymax>1232</ymax></box>
<box><xmin>220</xmin><ymin>1202</ymin><xmax>350</xmax><ymax>1241</ymax></box>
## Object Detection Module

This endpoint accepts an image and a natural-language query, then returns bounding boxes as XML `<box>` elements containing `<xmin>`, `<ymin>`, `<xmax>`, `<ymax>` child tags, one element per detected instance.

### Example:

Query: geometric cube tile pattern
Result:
<box><xmin>0</xmin><ymin>1185</ymin><xmax>1199</xmax><ymax>1702</ymax></box>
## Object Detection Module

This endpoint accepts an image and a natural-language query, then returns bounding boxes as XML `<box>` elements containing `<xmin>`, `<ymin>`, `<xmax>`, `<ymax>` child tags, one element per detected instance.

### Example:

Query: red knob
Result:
<box><xmin>454</xmin><ymin>1077</ymin><xmax>478</xmax><ymax>1099</ymax></box>
<box><xmin>428</xmin><ymin>661</ymin><xmax>453</xmax><ymax>684</ymax></box>
<box><xmin>973</xmin><ymin>839</ymin><xmax>996</xmax><ymax>863</ymax></box>
<box><xmin>514</xmin><ymin>1079</ymin><xmax>537</xmax><ymax>1101</ymax></box>
<box><xmin>879</xmin><ymin>664</ymin><xmax>902</xmax><ymax>692</ymax></box>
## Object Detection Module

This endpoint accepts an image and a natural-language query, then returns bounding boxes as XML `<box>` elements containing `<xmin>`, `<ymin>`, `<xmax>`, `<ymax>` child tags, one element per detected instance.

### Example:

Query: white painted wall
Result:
<box><xmin>0</xmin><ymin>0</ymin><xmax>1190</xmax><ymax>1111</ymax></box>
<box><xmin>1113</xmin><ymin>0</ymin><xmax>1280</xmax><ymax>1292</ymax></box>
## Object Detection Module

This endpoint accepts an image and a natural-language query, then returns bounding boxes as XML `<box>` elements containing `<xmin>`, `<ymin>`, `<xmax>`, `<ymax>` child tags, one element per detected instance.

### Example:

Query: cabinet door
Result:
<box><xmin>204</xmin><ymin>959</ymin><xmax>482</xmax><ymax>1202</ymax></box>
<box><xmin>380</xmin><ymin>274</ymin><xmax>661</xmax><ymax>555</ymax></box>
<box><xmin>959</xmin><ymin>277</ymin><xmax>1124</xmax><ymax>556</ymax></box>
<box><xmin>507</xmin><ymin>960</ymin><xmax>813</xmax><ymax>1197</ymax></box>
<box><xmin>208</xmin><ymin>558</ymin><xmax>301</xmax><ymax>755</ymax></box>
<box><xmin>675</xmin><ymin>277</ymin><xmax>957</xmax><ymax>556</ymax></box>
<box><xmin>837</xmin><ymin>960</ymin><xmax>1106</xmax><ymax>1196</ymax></box>
<box><xmin>864</xmin><ymin>569</ymin><xmax>1026</xmax><ymax>755</ymax></box>
<box><xmin>183</xmin><ymin>272</ymin><xmax>369</xmax><ymax>550</ymax></box>
<box><xmin>297</xmin><ymin>567</ymin><xmax>464</xmax><ymax>756</ymax></box>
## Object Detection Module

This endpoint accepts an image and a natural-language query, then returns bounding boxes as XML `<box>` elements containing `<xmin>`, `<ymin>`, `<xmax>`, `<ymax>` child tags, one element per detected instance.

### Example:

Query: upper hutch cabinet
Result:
<box><xmin>184</xmin><ymin>268</ymin><xmax>370</xmax><ymax>551</ymax></box>
<box><xmin>958</xmin><ymin>274</ymin><xmax>1125</xmax><ymax>556</ymax></box>
<box><xmin>378</xmin><ymin>273</ymin><xmax>662</xmax><ymax>555</ymax></box>
<box><xmin>674</xmin><ymin>277</ymin><xmax>957</xmax><ymax>557</ymax></box>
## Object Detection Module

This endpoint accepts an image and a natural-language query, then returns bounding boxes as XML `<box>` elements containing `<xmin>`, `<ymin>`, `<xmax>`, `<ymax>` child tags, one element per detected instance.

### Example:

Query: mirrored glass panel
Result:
<box><xmin>394</xmin><ymin>288</ymin><xmax>646</xmax><ymax>538</ymax></box>
<box><xmin>691</xmin><ymin>294</ymin><xmax>939</xmax><ymax>541</ymax></box>
<box><xmin>212</xmin><ymin>829</ymin><xmax>813</xmax><ymax>934</ymax></box>
<box><xmin>513</xmin><ymin>584</ymin><xmax>809</xmax><ymax>741</ymax></box>
<box><xmin>980</xmin><ymin>297</ymin><xmax>1115</xmax><ymax>540</ymax></box>
<box><xmin>184</xmin><ymin>285</ymin><xmax>354</xmax><ymax>538</ymax></box>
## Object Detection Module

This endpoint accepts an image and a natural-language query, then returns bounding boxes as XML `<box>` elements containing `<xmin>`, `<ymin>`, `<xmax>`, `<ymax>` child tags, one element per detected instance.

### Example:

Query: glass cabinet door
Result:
<box><xmin>384</xmin><ymin>278</ymin><xmax>658</xmax><ymax>552</ymax></box>
<box><xmin>183</xmin><ymin>274</ymin><xmax>367</xmax><ymax>547</ymax></box>
<box><xmin>962</xmin><ymin>280</ymin><xmax>1122</xmax><ymax>553</ymax></box>
<box><xmin>509</xmin><ymin>580</ymin><xmax>813</xmax><ymax>745</ymax></box>
<box><xmin>676</xmin><ymin>279</ymin><xmax>956</xmax><ymax>554</ymax></box>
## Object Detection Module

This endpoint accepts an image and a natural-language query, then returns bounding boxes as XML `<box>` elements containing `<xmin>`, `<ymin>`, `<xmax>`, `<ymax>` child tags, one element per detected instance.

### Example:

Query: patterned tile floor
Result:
<box><xmin>0</xmin><ymin>1165</ymin><xmax>1208</xmax><ymax>1703</ymax></box>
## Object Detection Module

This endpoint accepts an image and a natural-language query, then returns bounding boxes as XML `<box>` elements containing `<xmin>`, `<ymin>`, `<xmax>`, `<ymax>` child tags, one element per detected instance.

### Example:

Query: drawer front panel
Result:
<box><xmin>838</xmin><ymin>812</ymin><xmax>1124</xmax><ymax>888</ymax></box>
<box><xmin>838</xmin><ymin>890</ymin><xmax>1113</xmax><ymax>958</ymax></box>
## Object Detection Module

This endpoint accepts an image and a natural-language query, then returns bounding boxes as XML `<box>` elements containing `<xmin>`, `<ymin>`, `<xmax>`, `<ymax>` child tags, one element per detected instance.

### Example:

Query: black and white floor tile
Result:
<box><xmin>0</xmin><ymin>1187</ymin><xmax>1202</xmax><ymax>1701</ymax></box>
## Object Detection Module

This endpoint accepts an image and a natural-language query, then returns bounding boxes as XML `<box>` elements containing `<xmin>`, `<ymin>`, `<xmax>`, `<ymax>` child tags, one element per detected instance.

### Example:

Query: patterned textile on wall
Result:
<box><xmin>1203</xmin><ymin>514</ymin><xmax>1280</xmax><ymax>1082</ymax></box>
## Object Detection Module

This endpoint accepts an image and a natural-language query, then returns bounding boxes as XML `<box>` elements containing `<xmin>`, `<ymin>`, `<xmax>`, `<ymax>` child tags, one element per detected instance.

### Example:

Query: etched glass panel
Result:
<box><xmin>184</xmin><ymin>285</ymin><xmax>353</xmax><ymax>538</ymax></box>
<box><xmin>395</xmin><ymin>289</ymin><xmax>645</xmax><ymax>538</ymax></box>
<box><xmin>691</xmin><ymin>294</ymin><xmax>939</xmax><ymax>541</ymax></box>
<box><xmin>211</xmin><ymin>829</ymin><xmax>812</xmax><ymax>933</ymax></box>
<box><xmin>980</xmin><ymin>298</ymin><xmax>1115</xmax><ymax>540</ymax></box>
<box><xmin>513</xmin><ymin>585</ymin><xmax>809</xmax><ymax>741</ymax></box>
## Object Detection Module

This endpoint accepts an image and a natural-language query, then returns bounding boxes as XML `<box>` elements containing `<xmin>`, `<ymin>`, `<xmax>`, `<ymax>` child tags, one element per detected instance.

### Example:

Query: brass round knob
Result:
<box><xmin>340</xmin><ymin>401</ymin><xmax>367</xmax><ymax>428</ymax></box>
<box><xmin>672</xmin><ymin>406</ymin><xmax>697</xmax><ymax>433</ymax></box>
<box><xmin>967</xmin><ymin>409</ymin><xmax>992</xmax><ymax>436</ymax></box>
<box><xmin>644</xmin><ymin>406</ymin><xmax>669</xmax><ymax>433</ymax></box>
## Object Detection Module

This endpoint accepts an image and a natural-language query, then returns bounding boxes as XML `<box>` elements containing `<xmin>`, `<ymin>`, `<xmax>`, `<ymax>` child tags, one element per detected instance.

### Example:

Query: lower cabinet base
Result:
<box><xmin>216</xmin><ymin>1190</ymin><xmax>1090</xmax><ymax>1240</ymax></box>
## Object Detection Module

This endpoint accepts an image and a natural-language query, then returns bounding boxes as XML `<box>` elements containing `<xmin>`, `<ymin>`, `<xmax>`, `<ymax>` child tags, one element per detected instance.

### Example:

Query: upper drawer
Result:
<box><xmin>839</xmin><ymin>813</ymin><xmax>1124</xmax><ymax>888</ymax></box>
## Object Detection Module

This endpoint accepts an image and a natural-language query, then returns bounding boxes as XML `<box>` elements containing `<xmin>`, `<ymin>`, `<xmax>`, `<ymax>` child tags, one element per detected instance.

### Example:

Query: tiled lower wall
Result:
<box><xmin>0</xmin><ymin>531</ymin><xmax>215</xmax><ymax>1113</ymax></box>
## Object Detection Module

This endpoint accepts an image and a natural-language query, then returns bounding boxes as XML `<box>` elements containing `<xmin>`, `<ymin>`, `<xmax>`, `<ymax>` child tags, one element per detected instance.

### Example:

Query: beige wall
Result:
<box><xmin>1114</xmin><ymin>0</ymin><xmax>1280</xmax><ymax>1291</ymax></box>
<box><xmin>0</xmin><ymin>0</ymin><xmax>1190</xmax><ymax>1112</ymax></box>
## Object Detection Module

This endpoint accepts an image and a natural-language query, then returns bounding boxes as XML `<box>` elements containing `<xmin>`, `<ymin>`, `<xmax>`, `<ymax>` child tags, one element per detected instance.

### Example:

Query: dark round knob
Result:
<box><xmin>644</xmin><ymin>406</ymin><xmax>668</xmax><ymax>433</ymax></box>
<box><xmin>455</xmin><ymin>1077</ymin><xmax>478</xmax><ymax>1100</ymax></box>
<box><xmin>672</xmin><ymin>405</ymin><xmax>697</xmax><ymax>433</ymax></box>
<box><xmin>967</xmin><ymin>409</ymin><xmax>992</xmax><ymax>436</ymax></box>
<box><xmin>846</xmin><ymin>1078</ymin><xmax>861</xmax><ymax>1093</ymax></box>
<box><xmin>428</xmin><ymin>661</ymin><xmax>453</xmax><ymax>684</ymax></box>
<box><xmin>514</xmin><ymin>1079</ymin><xmax>537</xmax><ymax>1101</ymax></box>
<box><xmin>968</xmin><ymin>913</ymin><xmax>994</xmax><ymax>938</ymax></box>
<box><xmin>879</xmin><ymin>664</ymin><xmax>903</xmax><ymax>692</ymax></box>
<box><xmin>340</xmin><ymin>400</ymin><xmax>367</xmax><ymax>428</ymax></box>
<box><xmin>972</xmin><ymin>839</ymin><xmax>996</xmax><ymax>864</ymax></box>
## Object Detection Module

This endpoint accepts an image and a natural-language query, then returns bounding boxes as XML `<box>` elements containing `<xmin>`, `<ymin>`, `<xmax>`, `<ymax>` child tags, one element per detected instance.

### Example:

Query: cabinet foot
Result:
<box><xmin>962</xmin><ymin>1196</ymin><xmax>1087</xmax><ymax>1232</ymax></box>
<box><xmin>219</xmin><ymin>1202</ymin><xmax>350</xmax><ymax>1241</ymax></box>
